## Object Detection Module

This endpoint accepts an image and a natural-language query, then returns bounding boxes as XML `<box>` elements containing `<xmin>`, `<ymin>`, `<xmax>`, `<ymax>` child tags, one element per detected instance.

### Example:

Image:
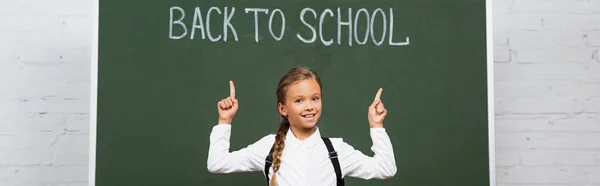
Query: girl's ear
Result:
<box><xmin>278</xmin><ymin>102</ymin><xmax>287</xmax><ymax>116</ymax></box>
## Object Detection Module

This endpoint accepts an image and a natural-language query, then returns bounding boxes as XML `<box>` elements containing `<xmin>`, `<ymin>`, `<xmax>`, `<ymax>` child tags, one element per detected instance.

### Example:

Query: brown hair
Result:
<box><xmin>270</xmin><ymin>66</ymin><xmax>322</xmax><ymax>186</ymax></box>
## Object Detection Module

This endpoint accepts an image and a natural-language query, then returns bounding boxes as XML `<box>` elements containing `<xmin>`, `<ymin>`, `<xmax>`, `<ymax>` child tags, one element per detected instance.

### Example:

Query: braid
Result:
<box><xmin>270</xmin><ymin>116</ymin><xmax>290</xmax><ymax>186</ymax></box>
<box><xmin>270</xmin><ymin>66</ymin><xmax>322</xmax><ymax>185</ymax></box>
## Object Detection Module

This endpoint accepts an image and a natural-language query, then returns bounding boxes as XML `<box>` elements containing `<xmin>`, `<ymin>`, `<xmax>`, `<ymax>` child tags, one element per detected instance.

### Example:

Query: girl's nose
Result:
<box><xmin>305</xmin><ymin>102</ymin><xmax>314</xmax><ymax>111</ymax></box>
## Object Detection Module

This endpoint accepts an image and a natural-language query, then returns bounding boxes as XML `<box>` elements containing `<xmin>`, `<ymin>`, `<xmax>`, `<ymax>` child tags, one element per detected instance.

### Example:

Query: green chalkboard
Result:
<box><xmin>94</xmin><ymin>0</ymin><xmax>493</xmax><ymax>185</ymax></box>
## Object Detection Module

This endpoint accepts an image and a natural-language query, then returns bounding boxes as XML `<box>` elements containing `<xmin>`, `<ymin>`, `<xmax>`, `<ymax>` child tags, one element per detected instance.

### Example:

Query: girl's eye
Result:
<box><xmin>295</xmin><ymin>99</ymin><xmax>302</xmax><ymax>103</ymax></box>
<box><xmin>312</xmin><ymin>97</ymin><xmax>319</xmax><ymax>101</ymax></box>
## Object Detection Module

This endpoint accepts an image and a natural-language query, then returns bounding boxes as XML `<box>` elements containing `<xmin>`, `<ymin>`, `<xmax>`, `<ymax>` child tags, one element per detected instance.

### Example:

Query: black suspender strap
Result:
<box><xmin>264</xmin><ymin>145</ymin><xmax>275</xmax><ymax>185</ymax></box>
<box><xmin>322</xmin><ymin>137</ymin><xmax>345</xmax><ymax>186</ymax></box>
<box><xmin>264</xmin><ymin>138</ymin><xmax>345</xmax><ymax>186</ymax></box>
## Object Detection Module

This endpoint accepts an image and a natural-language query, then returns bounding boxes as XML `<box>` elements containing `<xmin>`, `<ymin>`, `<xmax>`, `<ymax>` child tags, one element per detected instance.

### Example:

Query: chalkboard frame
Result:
<box><xmin>88</xmin><ymin>0</ymin><xmax>497</xmax><ymax>185</ymax></box>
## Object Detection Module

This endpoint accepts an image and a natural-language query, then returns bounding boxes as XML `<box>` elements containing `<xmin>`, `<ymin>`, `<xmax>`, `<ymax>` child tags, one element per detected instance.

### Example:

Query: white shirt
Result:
<box><xmin>207</xmin><ymin>124</ymin><xmax>397</xmax><ymax>186</ymax></box>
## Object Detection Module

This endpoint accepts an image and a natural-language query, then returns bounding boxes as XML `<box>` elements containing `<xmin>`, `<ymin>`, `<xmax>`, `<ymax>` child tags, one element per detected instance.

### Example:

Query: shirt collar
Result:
<box><xmin>285</xmin><ymin>127</ymin><xmax>321</xmax><ymax>149</ymax></box>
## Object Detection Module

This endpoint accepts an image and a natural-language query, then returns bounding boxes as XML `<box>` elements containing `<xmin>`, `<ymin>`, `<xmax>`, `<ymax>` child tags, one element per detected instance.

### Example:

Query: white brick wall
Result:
<box><xmin>0</xmin><ymin>0</ymin><xmax>91</xmax><ymax>185</ymax></box>
<box><xmin>1</xmin><ymin>0</ymin><xmax>599</xmax><ymax>185</ymax></box>
<box><xmin>494</xmin><ymin>0</ymin><xmax>600</xmax><ymax>186</ymax></box>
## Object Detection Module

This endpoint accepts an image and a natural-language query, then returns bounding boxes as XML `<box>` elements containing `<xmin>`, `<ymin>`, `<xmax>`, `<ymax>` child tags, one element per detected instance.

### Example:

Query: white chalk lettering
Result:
<box><xmin>168</xmin><ymin>6</ymin><xmax>409</xmax><ymax>46</ymax></box>
<box><xmin>223</xmin><ymin>7</ymin><xmax>238</xmax><ymax>42</ymax></box>
<box><xmin>337</xmin><ymin>8</ymin><xmax>353</xmax><ymax>46</ymax></box>
<box><xmin>206</xmin><ymin>7</ymin><xmax>222</xmax><ymax>42</ymax></box>
<box><xmin>269</xmin><ymin>9</ymin><xmax>286</xmax><ymax>41</ymax></box>
<box><xmin>388</xmin><ymin>8</ymin><xmax>409</xmax><ymax>46</ymax></box>
<box><xmin>169</xmin><ymin>6</ymin><xmax>187</xmax><ymax>39</ymax></box>
<box><xmin>354</xmin><ymin>8</ymin><xmax>369</xmax><ymax>45</ymax></box>
<box><xmin>297</xmin><ymin>8</ymin><xmax>317</xmax><ymax>43</ymax></box>
<box><xmin>190</xmin><ymin>7</ymin><xmax>205</xmax><ymax>40</ymax></box>
<box><xmin>370</xmin><ymin>8</ymin><xmax>386</xmax><ymax>46</ymax></box>
<box><xmin>245</xmin><ymin>8</ymin><xmax>269</xmax><ymax>42</ymax></box>
<box><xmin>319</xmin><ymin>9</ymin><xmax>334</xmax><ymax>46</ymax></box>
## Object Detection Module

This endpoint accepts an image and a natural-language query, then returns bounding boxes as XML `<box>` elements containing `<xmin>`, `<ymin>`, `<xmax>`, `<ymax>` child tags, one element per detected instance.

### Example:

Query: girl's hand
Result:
<box><xmin>217</xmin><ymin>81</ymin><xmax>238</xmax><ymax>124</ymax></box>
<box><xmin>368</xmin><ymin>88</ymin><xmax>387</xmax><ymax>128</ymax></box>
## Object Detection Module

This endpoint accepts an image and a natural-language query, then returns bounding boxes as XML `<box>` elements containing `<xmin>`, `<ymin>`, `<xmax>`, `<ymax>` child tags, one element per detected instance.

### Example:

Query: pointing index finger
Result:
<box><xmin>374</xmin><ymin>88</ymin><xmax>382</xmax><ymax>101</ymax></box>
<box><xmin>230</xmin><ymin>80</ymin><xmax>235</xmax><ymax>98</ymax></box>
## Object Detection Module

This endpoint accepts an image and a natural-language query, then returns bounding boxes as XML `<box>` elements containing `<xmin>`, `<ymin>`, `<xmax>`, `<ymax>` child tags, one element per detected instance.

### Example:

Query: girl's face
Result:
<box><xmin>278</xmin><ymin>79</ymin><xmax>322</xmax><ymax>130</ymax></box>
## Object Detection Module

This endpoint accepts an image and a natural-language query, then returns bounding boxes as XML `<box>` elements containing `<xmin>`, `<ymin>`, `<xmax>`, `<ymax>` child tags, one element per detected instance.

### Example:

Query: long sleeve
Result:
<box><xmin>339</xmin><ymin>128</ymin><xmax>397</xmax><ymax>179</ymax></box>
<box><xmin>207</xmin><ymin>124</ymin><xmax>274</xmax><ymax>174</ymax></box>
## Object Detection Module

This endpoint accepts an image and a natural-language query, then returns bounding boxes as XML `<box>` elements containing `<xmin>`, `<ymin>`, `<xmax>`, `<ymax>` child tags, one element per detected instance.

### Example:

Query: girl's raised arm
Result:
<box><xmin>207</xmin><ymin>124</ymin><xmax>274</xmax><ymax>174</ymax></box>
<box><xmin>339</xmin><ymin>88</ymin><xmax>397</xmax><ymax>179</ymax></box>
<box><xmin>207</xmin><ymin>81</ymin><xmax>273</xmax><ymax>174</ymax></box>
